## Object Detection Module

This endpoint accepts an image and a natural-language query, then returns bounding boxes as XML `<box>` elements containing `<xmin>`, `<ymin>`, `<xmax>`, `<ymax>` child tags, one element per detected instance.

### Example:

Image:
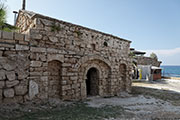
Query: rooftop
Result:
<box><xmin>17</xmin><ymin>10</ymin><xmax>131</xmax><ymax>43</ymax></box>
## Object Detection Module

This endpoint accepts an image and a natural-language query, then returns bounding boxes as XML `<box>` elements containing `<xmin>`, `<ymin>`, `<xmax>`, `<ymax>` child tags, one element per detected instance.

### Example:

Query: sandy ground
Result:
<box><xmin>133</xmin><ymin>79</ymin><xmax>180</xmax><ymax>93</ymax></box>
<box><xmin>86</xmin><ymin>79</ymin><xmax>180</xmax><ymax>119</ymax></box>
<box><xmin>86</xmin><ymin>95</ymin><xmax>180</xmax><ymax>119</ymax></box>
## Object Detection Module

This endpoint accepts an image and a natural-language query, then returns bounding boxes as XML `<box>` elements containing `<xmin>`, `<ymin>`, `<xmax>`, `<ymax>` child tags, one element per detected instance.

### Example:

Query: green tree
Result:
<box><xmin>0</xmin><ymin>3</ymin><xmax>6</xmax><ymax>27</ymax></box>
<box><xmin>0</xmin><ymin>0</ymin><xmax>17</xmax><ymax>31</ymax></box>
<box><xmin>150</xmin><ymin>52</ymin><xmax>158</xmax><ymax>60</ymax></box>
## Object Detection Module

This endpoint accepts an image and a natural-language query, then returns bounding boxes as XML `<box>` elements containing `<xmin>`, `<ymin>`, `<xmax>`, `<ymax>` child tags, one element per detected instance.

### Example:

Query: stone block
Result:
<box><xmin>0</xmin><ymin>70</ymin><xmax>6</xmax><ymax>80</ymax></box>
<box><xmin>39</xmin><ymin>54</ymin><xmax>46</xmax><ymax>61</ymax></box>
<box><xmin>19</xmin><ymin>40</ymin><xmax>29</xmax><ymax>45</ymax></box>
<box><xmin>17</xmin><ymin>71</ymin><xmax>29</xmax><ymax>80</ymax></box>
<box><xmin>14</xmin><ymin>32</ymin><xmax>24</xmax><ymax>41</ymax></box>
<box><xmin>30</xmin><ymin>61</ymin><xmax>42</xmax><ymax>67</ymax></box>
<box><xmin>6</xmin><ymin>71</ymin><xmax>16</xmax><ymax>81</ymax></box>
<box><xmin>15</xmin><ymin>85</ymin><xmax>28</xmax><ymax>95</ymax></box>
<box><xmin>49</xmin><ymin>36</ymin><xmax>58</xmax><ymax>43</ymax></box>
<box><xmin>24</xmin><ymin>34</ymin><xmax>30</xmax><ymax>41</ymax></box>
<box><xmin>30</xmin><ymin>47</ymin><xmax>46</xmax><ymax>53</ymax></box>
<box><xmin>47</xmin><ymin>54</ymin><xmax>64</xmax><ymax>62</ymax></box>
<box><xmin>41</xmin><ymin>19</ymin><xmax>53</xmax><ymax>26</ymax></box>
<box><xmin>2</xmin><ymin>31</ymin><xmax>13</xmax><ymax>40</ymax></box>
<box><xmin>0</xmin><ymin>81</ymin><xmax>5</xmax><ymax>88</ymax></box>
<box><xmin>15</xmin><ymin>44</ymin><xmax>29</xmax><ymax>50</ymax></box>
<box><xmin>6</xmin><ymin>80</ymin><xmax>19</xmax><ymax>88</ymax></box>
<box><xmin>30</xmin><ymin>34</ymin><xmax>42</xmax><ymax>40</ymax></box>
<box><xmin>0</xmin><ymin>43</ymin><xmax>15</xmax><ymax>48</ymax></box>
<box><xmin>4</xmin><ymin>88</ymin><xmax>14</xmax><ymax>98</ymax></box>
<box><xmin>2</xmin><ymin>60</ymin><xmax>16</xmax><ymax>71</ymax></box>
<box><xmin>3</xmin><ymin>96</ymin><xmax>23</xmax><ymax>103</ymax></box>
<box><xmin>29</xmin><ymin>80</ymin><xmax>39</xmax><ymax>100</ymax></box>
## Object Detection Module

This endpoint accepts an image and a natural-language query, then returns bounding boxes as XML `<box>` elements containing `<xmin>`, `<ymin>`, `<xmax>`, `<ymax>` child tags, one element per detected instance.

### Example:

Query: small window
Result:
<box><xmin>104</xmin><ymin>42</ymin><xmax>108</xmax><ymax>47</ymax></box>
<box><xmin>91</xmin><ymin>44</ymin><xmax>96</xmax><ymax>50</ymax></box>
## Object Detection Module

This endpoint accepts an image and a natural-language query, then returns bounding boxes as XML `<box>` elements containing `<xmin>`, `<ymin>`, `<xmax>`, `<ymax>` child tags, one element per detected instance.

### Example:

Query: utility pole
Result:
<box><xmin>22</xmin><ymin>0</ymin><xmax>26</xmax><ymax>10</ymax></box>
<box><xmin>13</xmin><ymin>11</ymin><xmax>18</xmax><ymax>25</ymax></box>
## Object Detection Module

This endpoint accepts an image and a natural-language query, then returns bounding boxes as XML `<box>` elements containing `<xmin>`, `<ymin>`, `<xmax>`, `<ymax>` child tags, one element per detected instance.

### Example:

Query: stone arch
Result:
<box><xmin>48</xmin><ymin>60</ymin><xmax>62</xmax><ymax>98</ymax></box>
<box><xmin>74</xmin><ymin>55</ymin><xmax>111</xmax><ymax>69</ymax></box>
<box><xmin>120</xmin><ymin>63</ymin><xmax>127</xmax><ymax>91</ymax></box>
<box><xmin>78</xmin><ymin>58</ymin><xmax>111</xmax><ymax>98</ymax></box>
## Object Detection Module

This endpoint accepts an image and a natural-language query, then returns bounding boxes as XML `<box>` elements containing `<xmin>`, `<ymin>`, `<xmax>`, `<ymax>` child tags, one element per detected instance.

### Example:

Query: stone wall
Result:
<box><xmin>0</xmin><ymin>31</ymin><xmax>30</xmax><ymax>103</ymax></box>
<box><xmin>0</xmin><ymin>10</ymin><xmax>132</xmax><ymax>103</ymax></box>
<box><xmin>135</xmin><ymin>56</ymin><xmax>162</xmax><ymax>67</ymax></box>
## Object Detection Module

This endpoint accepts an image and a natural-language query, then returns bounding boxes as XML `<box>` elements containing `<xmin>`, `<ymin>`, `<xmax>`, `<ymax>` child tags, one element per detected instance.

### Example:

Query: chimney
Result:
<box><xmin>22</xmin><ymin>0</ymin><xmax>26</xmax><ymax>10</ymax></box>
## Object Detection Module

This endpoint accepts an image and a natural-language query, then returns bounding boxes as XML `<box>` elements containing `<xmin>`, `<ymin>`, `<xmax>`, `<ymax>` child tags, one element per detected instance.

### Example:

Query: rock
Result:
<box><xmin>30</xmin><ymin>47</ymin><xmax>46</xmax><ymax>53</ymax></box>
<box><xmin>16</xmin><ymin>44</ymin><xmax>29</xmax><ymax>50</ymax></box>
<box><xmin>31</xmin><ymin>34</ymin><xmax>42</xmax><ymax>40</ymax></box>
<box><xmin>2</xmin><ymin>60</ymin><xmax>16</xmax><ymax>71</ymax></box>
<box><xmin>4</xmin><ymin>88</ymin><xmax>14</xmax><ymax>98</ymax></box>
<box><xmin>49</xmin><ymin>37</ymin><xmax>58</xmax><ymax>43</ymax></box>
<box><xmin>0</xmin><ymin>81</ymin><xmax>5</xmax><ymax>88</ymax></box>
<box><xmin>6</xmin><ymin>80</ymin><xmax>19</xmax><ymax>88</ymax></box>
<box><xmin>15</xmin><ymin>85</ymin><xmax>28</xmax><ymax>95</ymax></box>
<box><xmin>0</xmin><ymin>70</ymin><xmax>6</xmax><ymax>80</ymax></box>
<box><xmin>39</xmin><ymin>54</ymin><xmax>46</xmax><ymax>62</ymax></box>
<box><xmin>47</xmin><ymin>54</ymin><xmax>64</xmax><ymax>62</ymax></box>
<box><xmin>2</xmin><ymin>31</ymin><xmax>13</xmax><ymax>40</ymax></box>
<box><xmin>29</xmin><ymin>80</ymin><xmax>39</xmax><ymax>100</ymax></box>
<box><xmin>14</xmin><ymin>32</ymin><xmax>24</xmax><ymax>41</ymax></box>
<box><xmin>3</xmin><ymin>96</ymin><xmax>23</xmax><ymax>103</ymax></box>
<box><xmin>6</xmin><ymin>71</ymin><xmax>16</xmax><ymax>81</ymax></box>
<box><xmin>30</xmin><ymin>61</ymin><xmax>42</xmax><ymax>67</ymax></box>
<box><xmin>41</xmin><ymin>19</ymin><xmax>53</xmax><ymax>26</ymax></box>
<box><xmin>17</xmin><ymin>71</ymin><xmax>29</xmax><ymax>80</ymax></box>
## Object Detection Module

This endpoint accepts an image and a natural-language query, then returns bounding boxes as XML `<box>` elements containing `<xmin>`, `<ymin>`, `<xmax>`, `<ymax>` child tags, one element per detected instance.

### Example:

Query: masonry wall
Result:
<box><xmin>0</xmin><ymin>10</ymin><xmax>132</xmax><ymax>103</ymax></box>
<box><xmin>0</xmin><ymin>31</ymin><xmax>30</xmax><ymax>103</ymax></box>
<box><xmin>136</xmin><ymin>56</ymin><xmax>162</xmax><ymax>67</ymax></box>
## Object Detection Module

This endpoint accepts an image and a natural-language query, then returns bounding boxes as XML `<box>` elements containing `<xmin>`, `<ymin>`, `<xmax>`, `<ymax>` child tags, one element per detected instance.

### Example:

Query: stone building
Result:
<box><xmin>130</xmin><ymin>48</ymin><xmax>162</xmax><ymax>67</ymax></box>
<box><xmin>0</xmin><ymin>10</ymin><xmax>132</xmax><ymax>103</ymax></box>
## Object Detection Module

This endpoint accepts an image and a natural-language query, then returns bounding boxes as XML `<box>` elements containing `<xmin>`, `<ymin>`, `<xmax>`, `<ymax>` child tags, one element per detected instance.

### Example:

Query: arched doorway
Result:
<box><xmin>86</xmin><ymin>68</ymin><xmax>99</xmax><ymax>96</ymax></box>
<box><xmin>48</xmin><ymin>60</ymin><xmax>62</xmax><ymax>98</ymax></box>
<box><xmin>120</xmin><ymin>64</ymin><xmax>127</xmax><ymax>91</ymax></box>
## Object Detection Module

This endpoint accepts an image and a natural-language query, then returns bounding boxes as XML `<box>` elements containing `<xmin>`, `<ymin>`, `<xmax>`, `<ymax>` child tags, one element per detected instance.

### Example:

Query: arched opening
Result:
<box><xmin>120</xmin><ymin>64</ymin><xmax>127</xmax><ymax>91</ymax></box>
<box><xmin>48</xmin><ymin>60</ymin><xmax>62</xmax><ymax>98</ymax></box>
<box><xmin>86</xmin><ymin>67</ymin><xmax>99</xmax><ymax>96</ymax></box>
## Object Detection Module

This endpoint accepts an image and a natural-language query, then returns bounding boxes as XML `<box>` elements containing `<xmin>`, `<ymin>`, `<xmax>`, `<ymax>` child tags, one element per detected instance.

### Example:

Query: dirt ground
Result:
<box><xmin>0</xmin><ymin>79</ymin><xmax>180</xmax><ymax>120</ymax></box>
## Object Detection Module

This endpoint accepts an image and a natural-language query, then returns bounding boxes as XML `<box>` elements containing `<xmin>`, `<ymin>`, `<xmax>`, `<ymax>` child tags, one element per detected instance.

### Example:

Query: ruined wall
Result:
<box><xmin>136</xmin><ymin>56</ymin><xmax>162</xmax><ymax>67</ymax></box>
<box><xmin>0</xmin><ymin>31</ymin><xmax>30</xmax><ymax>103</ymax></box>
<box><xmin>0</xmin><ymin>10</ymin><xmax>132</xmax><ymax>103</ymax></box>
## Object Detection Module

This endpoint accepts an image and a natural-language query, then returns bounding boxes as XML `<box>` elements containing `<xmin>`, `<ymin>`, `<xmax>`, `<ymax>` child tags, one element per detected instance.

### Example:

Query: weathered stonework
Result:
<box><xmin>0</xmin><ymin>10</ymin><xmax>132</xmax><ymax>103</ymax></box>
<box><xmin>135</xmin><ymin>56</ymin><xmax>162</xmax><ymax>67</ymax></box>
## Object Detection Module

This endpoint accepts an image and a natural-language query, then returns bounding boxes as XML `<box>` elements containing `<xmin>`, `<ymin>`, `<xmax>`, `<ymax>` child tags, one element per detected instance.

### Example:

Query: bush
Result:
<box><xmin>150</xmin><ymin>52</ymin><xmax>158</xmax><ymax>60</ymax></box>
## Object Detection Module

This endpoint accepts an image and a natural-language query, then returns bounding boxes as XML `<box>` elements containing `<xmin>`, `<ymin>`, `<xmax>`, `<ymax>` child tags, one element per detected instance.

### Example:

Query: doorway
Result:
<box><xmin>86</xmin><ymin>68</ymin><xmax>99</xmax><ymax>96</ymax></box>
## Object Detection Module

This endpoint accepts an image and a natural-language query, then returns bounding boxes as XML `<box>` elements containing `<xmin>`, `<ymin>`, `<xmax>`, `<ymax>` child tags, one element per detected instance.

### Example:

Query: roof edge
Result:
<box><xmin>19</xmin><ymin>10</ymin><xmax>132</xmax><ymax>43</ymax></box>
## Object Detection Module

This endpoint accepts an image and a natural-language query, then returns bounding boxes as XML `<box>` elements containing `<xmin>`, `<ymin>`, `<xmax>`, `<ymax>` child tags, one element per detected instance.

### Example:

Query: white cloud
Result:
<box><xmin>141</xmin><ymin>48</ymin><xmax>180</xmax><ymax>65</ymax></box>
<box><xmin>143</xmin><ymin>48</ymin><xmax>180</xmax><ymax>57</ymax></box>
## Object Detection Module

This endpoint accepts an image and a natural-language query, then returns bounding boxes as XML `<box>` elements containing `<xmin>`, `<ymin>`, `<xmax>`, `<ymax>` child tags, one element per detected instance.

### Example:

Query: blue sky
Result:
<box><xmin>5</xmin><ymin>0</ymin><xmax>180</xmax><ymax>65</ymax></box>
